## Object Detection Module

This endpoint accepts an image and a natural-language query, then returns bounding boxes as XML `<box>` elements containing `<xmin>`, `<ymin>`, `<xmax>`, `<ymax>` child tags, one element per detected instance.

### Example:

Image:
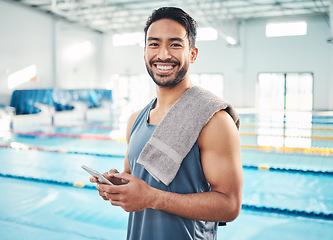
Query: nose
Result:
<box><xmin>157</xmin><ymin>45</ymin><xmax>171</xmax><ymax>60</ymax></box>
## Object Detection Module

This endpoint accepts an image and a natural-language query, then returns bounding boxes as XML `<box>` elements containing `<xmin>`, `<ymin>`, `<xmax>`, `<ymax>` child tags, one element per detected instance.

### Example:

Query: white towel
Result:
<box><xmin>137</xmin><ymin>86</ymin><xmax>239</xmax><ymax>186</ymax></box>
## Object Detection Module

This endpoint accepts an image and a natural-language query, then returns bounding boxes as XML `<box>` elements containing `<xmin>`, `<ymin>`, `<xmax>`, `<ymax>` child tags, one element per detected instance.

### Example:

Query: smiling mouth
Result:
<box><xmin>155</xmin><ymin>65</ymin><xmax>174</xmax><ymax>71</ymax></box>
<box><xmin>152</xmin><ymin>61</ymin><xmax>178</xmax><ymax>74</ymax></box>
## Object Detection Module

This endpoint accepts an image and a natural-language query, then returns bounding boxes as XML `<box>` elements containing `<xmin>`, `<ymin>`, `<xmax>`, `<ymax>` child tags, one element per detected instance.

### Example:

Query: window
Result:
<box><xmin>256</xmin><ymin>72</ymin><xmax>313</xmax><ymax>148</ymax></box>
<box><xmin>257</xmin><ymin>73</ymin><xmax>285</xmax><ymax>111</ymax></box>
<box><xmin>266</xmin><ymin>22</ymin><xmax>307</xmax><ymax>37</ymax></box>
<box><xmin>8</xmin><ymin>65</ymin><xmax>37</xmax><ymax>89</ymax></box>
<box><xmin>257</xmin><ymin>72</ymin><xmax>313</xmax><ymax>111</ymax></box>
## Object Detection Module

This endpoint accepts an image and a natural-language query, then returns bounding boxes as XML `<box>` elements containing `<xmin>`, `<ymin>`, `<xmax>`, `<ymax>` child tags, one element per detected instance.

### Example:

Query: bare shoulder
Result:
<box><xmin>126</xmin><ymin>109</ymin><xmax>142</xmax><ymax>143</ymax></box>
<box><xmin>198</xmin><ymin>110</ymin><xmax>239</xmax><ymax>148</ymax></box>
<box><xmin>128</xmin><ymin>110</ymin><xmax>142</xmax><ymax>128</ymax></box>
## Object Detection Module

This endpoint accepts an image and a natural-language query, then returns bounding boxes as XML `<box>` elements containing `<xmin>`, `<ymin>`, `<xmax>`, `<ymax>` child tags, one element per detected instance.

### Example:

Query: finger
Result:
<box><xmin>97</xmin><ymin>183</ymin><xmax>120</xmax><ymax>194</ymax></box>
<box><xmin>97</xmin><ymin>188</ymin><xmax>108</xmax><ymax>200</ymax></box>
<box><xmin>96</xmin><ymin>185</ymin><xmax>108</xmax><ymax>200</ymax></box>
<box><xmin>110</xmin><ymin>200</ymin><xmax>122</xmax><ymax>207</ymax></box>
<box><xmin>90</xmin><ymin>176</ymin><xmax>98</xmax><ymax>183</ymax></box>
<box><xmin>98</xmin><ymin>190</ymin><xmax>119</xmax><ymax>201</ymax></box>
<box><xmin>108</xmin><ymin>169</ymin><xmax>119</xmax><ymax>175</ymax></box>
<box><xmin>99</xmin><ymin>191</ymin><xmax>109</xmax><ymax>200</ymax></box>
<box><xmin>103</xmin><ymin>191</ymin><xmax>123</xmax><ymax>204</ymax></box>
<box><xmin>106</xmin><ymin>192</ymin><xmax>121</xmax><ymax>201</ymax></box>
<box><xmin>113</xmin><ymin>172</ymin><xmax>133</xmax><ymax>182</ymax></box>
<box><xmin>102</xmin><ymin>169</ymin><xmax>119</xmax><ymax>179</ymax></box>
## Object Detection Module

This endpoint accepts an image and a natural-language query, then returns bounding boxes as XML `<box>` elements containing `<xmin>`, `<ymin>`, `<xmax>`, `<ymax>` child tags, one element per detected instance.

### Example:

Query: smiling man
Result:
<box><xmin>91</xmin><ymin>7</ymin><xmax>243</xmax><ymax>240</ymax></box>
<box><xmin>144</xmin><ymin>17</ymin><xmax>196</xmax><ymax>88</ymax></box>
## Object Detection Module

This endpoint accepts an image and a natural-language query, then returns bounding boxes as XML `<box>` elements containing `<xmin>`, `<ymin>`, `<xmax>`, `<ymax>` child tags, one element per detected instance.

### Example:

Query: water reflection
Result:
<box><xmin>256</xmin><ymin>111</ymin><xmax>312</xmax><ymax>148</ymax></box>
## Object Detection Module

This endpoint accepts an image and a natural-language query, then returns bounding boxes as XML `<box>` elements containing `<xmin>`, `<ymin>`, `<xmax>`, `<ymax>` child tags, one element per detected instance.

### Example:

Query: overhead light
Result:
<box><xmin>266</xmin><ymin>21</ymin><xmax>307</xmax><ymax>37</ymax></box>
<box><xmin>8</xmin><ymin>65</ymin><xmax>37</xmax><ymax>89</ymax></box>
<box><xmin>225</xmin><ymin>36</ymin><xmax>237</xmax><ymax>45</ymax></box>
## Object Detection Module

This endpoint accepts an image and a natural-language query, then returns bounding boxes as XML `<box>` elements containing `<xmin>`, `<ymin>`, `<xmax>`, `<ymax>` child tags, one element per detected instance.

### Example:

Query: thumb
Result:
<box><xmin>108</xmin><ymin>169</ymin><xmax>119</xmax><ymax>175</ymax></box>
<box><xmin>106</xmin><ymin>168</ymin><xmax>119</xmax><ymax>178</ymax></box>
<box><xmin>113</xmin><ymin>172</ymin><xmax>134</xmax><ymax>183</ymax></box>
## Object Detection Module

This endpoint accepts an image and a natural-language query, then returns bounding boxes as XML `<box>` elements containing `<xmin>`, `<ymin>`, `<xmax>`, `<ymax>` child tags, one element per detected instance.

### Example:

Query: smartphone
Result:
<box><xmin>82</xmin><ymin>165</ymin><xmax>113</xmax><ymax>185</ymax></box>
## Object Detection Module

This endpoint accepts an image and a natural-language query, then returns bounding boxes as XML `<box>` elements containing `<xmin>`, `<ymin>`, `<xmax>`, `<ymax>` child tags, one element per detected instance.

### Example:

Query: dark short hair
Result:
<box><xmin>144</xmin><ymin>7</ymin><xmax>197</xmax><ymax>48</ymax></box>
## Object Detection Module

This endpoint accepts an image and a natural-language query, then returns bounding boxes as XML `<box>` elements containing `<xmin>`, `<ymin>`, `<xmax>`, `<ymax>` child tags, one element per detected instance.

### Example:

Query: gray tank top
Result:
<box><xmin>127</xmin><ymin>99</ymin><xmax>218</xmax><ymax>240</ymax></box>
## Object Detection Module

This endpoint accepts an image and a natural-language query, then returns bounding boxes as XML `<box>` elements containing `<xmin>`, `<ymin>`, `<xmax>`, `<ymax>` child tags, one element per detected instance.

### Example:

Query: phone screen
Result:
<box><xmin>82</xmin><ymin>165</ymin><xmax>113</xmax><ymax>185</ymax></box>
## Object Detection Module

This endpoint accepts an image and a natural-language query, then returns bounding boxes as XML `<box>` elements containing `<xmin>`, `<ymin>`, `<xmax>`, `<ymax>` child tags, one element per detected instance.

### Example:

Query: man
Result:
<box><xmin>91</xmin><ymin>7</ymin><xmax>243</xmax><ymax>239</ymax></box>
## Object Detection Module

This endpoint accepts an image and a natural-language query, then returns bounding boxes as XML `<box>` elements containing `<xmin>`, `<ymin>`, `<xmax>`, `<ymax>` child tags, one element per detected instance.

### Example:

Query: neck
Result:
<box><xmin>154</xmin><ymin>79</ymin><xmax>193</xmax><ymax>111</ymax></box>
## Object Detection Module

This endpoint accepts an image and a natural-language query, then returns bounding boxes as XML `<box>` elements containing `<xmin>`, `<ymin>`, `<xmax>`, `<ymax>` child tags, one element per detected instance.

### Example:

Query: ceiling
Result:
<box><xmin>8</xmin><ymin>0</ymin><xmax>331</xmax><ymax>35</ymax></box>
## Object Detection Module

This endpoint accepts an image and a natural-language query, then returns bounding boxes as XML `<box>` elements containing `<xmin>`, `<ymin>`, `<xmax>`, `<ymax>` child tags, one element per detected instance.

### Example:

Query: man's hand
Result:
<box><xmin>96</xmin><ymin>172</ymin><xmax>156</xmax><ymax>212</ymax></box>
<box><xmin>90</xmin><ymin>169</ymin><xmax>125</xmax><ymax>200</ymax></box>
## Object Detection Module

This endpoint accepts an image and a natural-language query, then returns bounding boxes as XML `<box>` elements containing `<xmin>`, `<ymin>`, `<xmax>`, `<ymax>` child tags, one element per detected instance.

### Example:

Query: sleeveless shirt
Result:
<box><xmin>126</xmin><ymin>99</ymin><xmax>218</xmax><ymax>240</ymax></box>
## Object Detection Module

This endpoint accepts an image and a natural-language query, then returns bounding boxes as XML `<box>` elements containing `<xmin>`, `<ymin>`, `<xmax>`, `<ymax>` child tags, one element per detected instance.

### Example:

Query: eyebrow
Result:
<box><xmin>147</xmin><ymin>37</ymin><xmax>185</xmax><ymax>42</ymax></box>
<box><xmin>147</xmin><ymin>37</ymin><xmax>160</xmax><ymax>42</ymax></box>
<box><xmin>170</xmin><ymin>37</ymin><xmax>185</xmax><ymax>42</ymax></box>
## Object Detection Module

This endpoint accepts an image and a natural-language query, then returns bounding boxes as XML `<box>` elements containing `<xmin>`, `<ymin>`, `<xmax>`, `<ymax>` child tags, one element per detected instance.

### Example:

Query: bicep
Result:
<box><xmin>198</xmin><ymin>111</ymin><xmax>243</xmax><ymax>196</ymax></box>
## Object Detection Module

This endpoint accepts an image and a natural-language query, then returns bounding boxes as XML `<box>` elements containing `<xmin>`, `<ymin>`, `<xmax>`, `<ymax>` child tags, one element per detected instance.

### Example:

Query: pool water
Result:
<box><xmin>0</xmin><ymin>111</ymin><xmax>332</xmax><ymax>239</ymax></box>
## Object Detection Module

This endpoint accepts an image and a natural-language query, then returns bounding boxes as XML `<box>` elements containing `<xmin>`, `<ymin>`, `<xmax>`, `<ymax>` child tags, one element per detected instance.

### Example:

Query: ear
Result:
<box><xmin>190</xmin><ymin>47</ymin><xmax>198</xmax><ymax>63</ymax></box>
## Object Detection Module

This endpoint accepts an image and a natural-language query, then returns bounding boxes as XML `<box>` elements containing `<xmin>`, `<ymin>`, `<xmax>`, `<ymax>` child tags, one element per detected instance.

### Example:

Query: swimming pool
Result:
<box><xmin>0</xmin><ymin>110</ymin><xmax>332</xmax><ymax>239</ymax></box>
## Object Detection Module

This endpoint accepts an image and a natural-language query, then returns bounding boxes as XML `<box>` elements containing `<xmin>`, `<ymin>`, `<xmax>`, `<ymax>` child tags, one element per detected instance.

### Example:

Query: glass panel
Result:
<box><xmin>284</xmin><ymin>72</ymin><xmax>313</xmax><ymax>147</ymax></box>
<box><xmin>256</xmin><ymin>72</ymin><xmax>313</xmax><ymax>148</ymax></box>
<box><xmin>257</xmin><ymin>73</ymin><xmax>285</xmax><ymax>111</ymax></box>
<box><xmin>285</xmin><ymin>73</ymin><xmax>299</xmax><ymax>110</ymax></box>
<box><xmin>286</xmin><ymin>73</ymin><xmax>313</xmax><ymax>111</ymax></box>
<box><xmin>299</xmin><ymin>73</ymin><xmax>313</xmax><ymax>111</ymax></box>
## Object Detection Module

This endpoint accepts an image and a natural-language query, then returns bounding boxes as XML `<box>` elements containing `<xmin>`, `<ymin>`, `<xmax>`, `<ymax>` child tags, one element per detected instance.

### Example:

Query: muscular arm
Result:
<box><xmin>150</xmin><ymin>110</ymin><xmax>243</xmax><ymax>222</ymax></box>
<box><xmin>100</xmin><ymin>110</ymin><xmax>243</xmax><ymax>222</ymax></box>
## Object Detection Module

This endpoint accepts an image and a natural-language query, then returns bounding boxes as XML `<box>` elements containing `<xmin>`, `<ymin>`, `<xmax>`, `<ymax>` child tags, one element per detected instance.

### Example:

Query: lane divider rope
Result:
<box><xmin>0</xmin><ymin>144</ymin><xmax>124</xmax><ymax>158</ymax></box>
<box><xmin>240</xmin><ymin>132</ymin><xmax>333</xmax><ymax>140</ymax></box>
<box><xmin>42</xmin><ymin>123</ymin><xmax>117</xmax><ymax>130</ymax></box>
<box><xmin>242</xmin><ymin>165</ymin><xmax>333</xmax><ymax>176</ymax></box>
<box><xmin>242</xmin><ymin>204</ymin><xmax>333</xmax><ymax>221</ymax></box>
<box><xmin>0</xmin><ymin>172</ymin><xmax>96</xmax><ymax>190</ymax></box>
<box><xmin>10</xmin><ymin>131</ymin><xmax>332</xmax><ymax>155</ymax></box>
<box><xmin>1</xmin><ymin>173</ymin><xmax>332</xmax><ymax>221</ymax></box>
<box><xmin>240</xmin><ymin>124</ymin><xmax>333</xmax><ymax>131</ymax></box>
<box><xmin>241</xmin><ymin>144</ymin><xmax>333</xmax><ymax>156</ymax></box>
<box><xmin>1</xmin><ymin>144</ymin><xmax>332</xmax><ymax>174</ymax></box>
<box><xmin>12</xmin><ymin>131</ymin><xmax>126</xmax><ymax>142</ymax></box>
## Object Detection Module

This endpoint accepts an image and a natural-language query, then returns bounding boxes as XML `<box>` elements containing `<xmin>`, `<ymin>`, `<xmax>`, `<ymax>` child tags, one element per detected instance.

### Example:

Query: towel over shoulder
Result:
<box><xmin>137</xmin><ymin>86</ymin><xmax>240</xmax><ymax>186</ymax></box>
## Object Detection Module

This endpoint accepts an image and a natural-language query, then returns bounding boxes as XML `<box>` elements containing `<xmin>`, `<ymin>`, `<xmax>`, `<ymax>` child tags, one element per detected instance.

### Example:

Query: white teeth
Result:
<box><xmin>156</xmin><ymin>65</ymin><xmax>173</xmax><ymax>70</ymax></box>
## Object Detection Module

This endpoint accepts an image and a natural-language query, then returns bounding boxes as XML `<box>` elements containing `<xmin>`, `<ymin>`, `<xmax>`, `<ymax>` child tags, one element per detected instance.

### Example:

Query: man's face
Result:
<box><xmin>144</xmin><ymin>18</ymin><xmax>198</xmax><ymax>88</ymax></box>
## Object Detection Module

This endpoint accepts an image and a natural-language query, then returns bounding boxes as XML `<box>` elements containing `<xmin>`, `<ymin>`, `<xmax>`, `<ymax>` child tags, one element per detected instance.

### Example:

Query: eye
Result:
<box><xmin>148</xmin><ymin>42</ymin><xmax>159</xmax><ymax>47</ymax></box>
<box><xmin>171</xmin><ymin>43</ymin><xmax>182</xmax><ymax>47</ymax></box>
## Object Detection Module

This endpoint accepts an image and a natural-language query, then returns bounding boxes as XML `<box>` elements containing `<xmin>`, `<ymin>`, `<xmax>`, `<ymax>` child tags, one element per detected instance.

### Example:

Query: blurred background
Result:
<box><xmin>0</xmin><ymin>0</ymin><xmax>332</xmax><ymax>239</ymax></box>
